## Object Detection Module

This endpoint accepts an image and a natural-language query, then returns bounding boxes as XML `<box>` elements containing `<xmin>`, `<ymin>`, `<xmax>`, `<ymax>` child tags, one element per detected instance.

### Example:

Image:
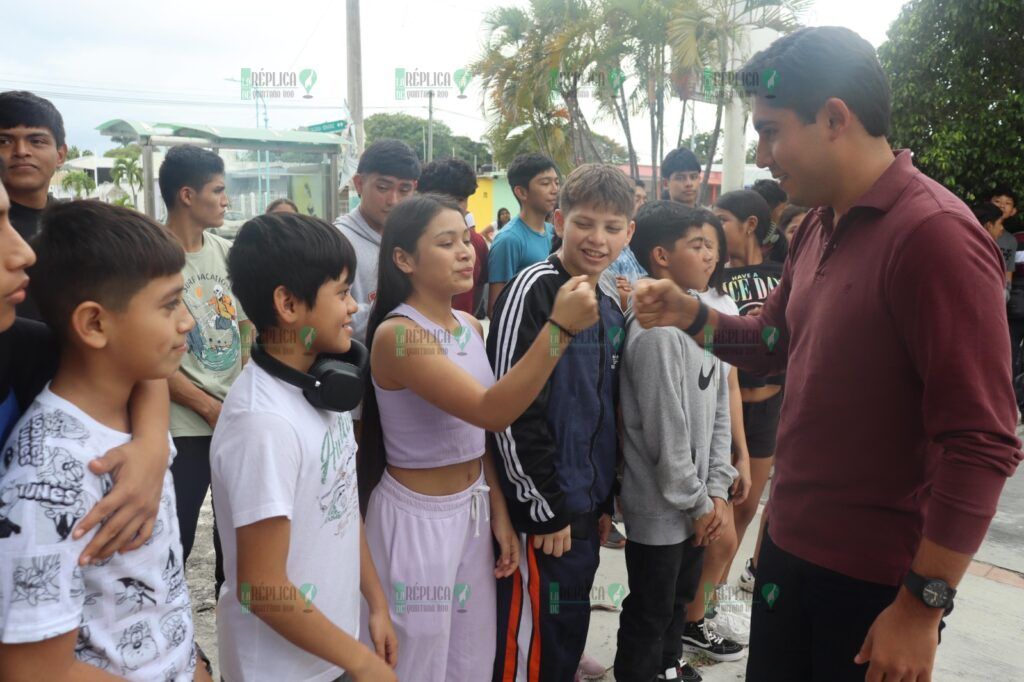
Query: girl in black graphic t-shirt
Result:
<box><xmin>713</xmin><ymin>189</ymin><xmax>785</xmax><ymax>590</ymax></box>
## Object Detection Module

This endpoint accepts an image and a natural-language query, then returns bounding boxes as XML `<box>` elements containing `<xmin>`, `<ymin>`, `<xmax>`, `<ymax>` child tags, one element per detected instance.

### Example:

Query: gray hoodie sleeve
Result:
<box><xmin>628</xmin><ymin>328</ymin><xmax>714</xmax><ymax>520</ymax></box>
<box><xmin>707</xmin><ymin>359</ymin><xmax>737</xmax><ymax>500</ymax></box>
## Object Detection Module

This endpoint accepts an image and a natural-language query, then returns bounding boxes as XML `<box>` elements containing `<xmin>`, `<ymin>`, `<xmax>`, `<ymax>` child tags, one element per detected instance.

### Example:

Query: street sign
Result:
<box><xmin>307</xmin><ymin>120</ymin><xmax>347</xmax><ymax>133</ymax></box>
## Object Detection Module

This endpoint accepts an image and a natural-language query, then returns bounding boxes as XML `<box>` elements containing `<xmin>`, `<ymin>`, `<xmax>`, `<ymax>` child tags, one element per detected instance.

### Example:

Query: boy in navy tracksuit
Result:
<box><xmin>488</xmin><ymin>164</ymin><xmax>636</xmax><ymax>681</ymax></box>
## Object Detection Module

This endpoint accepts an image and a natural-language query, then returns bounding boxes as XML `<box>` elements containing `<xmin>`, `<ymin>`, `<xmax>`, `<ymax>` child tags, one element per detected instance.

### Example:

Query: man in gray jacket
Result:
<box><xmin>333</xmin><ymin>139</ymin><xmax>420</xmax><ymax>344</ymax></box>
<box><xmin>614</xmin><ymin>201</ymin><xmax>738</xmax><ymax>682</ymax></box>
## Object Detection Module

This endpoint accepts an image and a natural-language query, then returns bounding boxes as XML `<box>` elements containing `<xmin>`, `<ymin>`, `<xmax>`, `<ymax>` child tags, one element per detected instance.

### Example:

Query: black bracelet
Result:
<box><xmin>547</xmin><ymin>317</ymin><xmax>576</xmax><ymax>338</ymax></box>
<box><xmin>682</xmin><ymin>298</ymin><xmax>709</xmax><ymax>337</ymax></box>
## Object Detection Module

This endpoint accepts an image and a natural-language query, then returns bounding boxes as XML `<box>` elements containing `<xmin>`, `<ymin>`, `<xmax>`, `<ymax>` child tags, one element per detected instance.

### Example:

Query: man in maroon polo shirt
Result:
<box><xmin>632</xmin><ymin>27</ymin><xmax>1021</xmax><ymax>682</ymax></box>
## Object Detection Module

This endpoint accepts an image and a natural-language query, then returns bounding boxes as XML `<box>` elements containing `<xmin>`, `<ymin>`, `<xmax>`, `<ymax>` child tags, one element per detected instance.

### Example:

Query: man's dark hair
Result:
<box><xmin>356</xmin><ymin>139</ymin><xmax>421</xmax><ymax>180</ymax></box>
<box><xmin>661</xmin><ymin>148</ymin><xmax>701</xmax><ymax>177</ymax></box>
<box><xmin>507</xmin><ymin>153</ymin><xmax>557</xmax><ymax>197</ymax></box>
<box><xmin>559</xmin><ymin>163</ymin><xmax>634</xmax><ymax>221</ymax></box>
<box><xmin>751</xmin><ymin>178</ymin><xmax>787</xmax><ymax>209</ymax></box>
<box><xmin>630</xmin><ymin>201</ymin><xmax>703</xmax><ymax>274</ymax></box>
<box><xmin>229</xmin><ymin>213</ymin><xmax>357</xmax><ymax>334</ymax></box>
<box><xmin>416</xmin><ymin>157</ymin><xmax>478</xmax><ymax>201</ymax></box>
<box><xmin>989</xmin><ymin>185</ymin><xmax>1018</xmax><ymax>206</ymax></box>
<box><xmin>29</xmin><ymin>201</ymin><xmax>184</xmax><ymax>338</ymax></box>
<box><xmin>0</xmin><ymin>91</ymin><xmax>66</xmax><ymax>148</ymax></box>
<box><xmin>158</xmin><ymin>145</ymin><xmax>225</xmax><ymax>210</ymax></box>
<box><xmin>742</xmin><ymin>26</ymin><xmax>891</xmax><ymax>138</ymax></box>
<box><xmin>972</xmin><ymin>202</ymin><xmax>1003</xmax><ymax>227</ymax></box>
<box><xmin>635</xmin><ymin>179</ymin><xmax>646</xmax><ymax>189</ymax></box>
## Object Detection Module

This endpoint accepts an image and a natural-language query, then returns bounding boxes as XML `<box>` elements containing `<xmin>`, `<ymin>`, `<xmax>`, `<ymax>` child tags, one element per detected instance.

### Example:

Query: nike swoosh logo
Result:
<box><xmin>698</xmin><ymin>363</ymin><xmax>716</xmax><ymax>391</ymax></box>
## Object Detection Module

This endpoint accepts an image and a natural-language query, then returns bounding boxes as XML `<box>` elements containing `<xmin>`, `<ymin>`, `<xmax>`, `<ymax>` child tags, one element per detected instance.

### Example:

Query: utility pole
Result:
<box><xmin>427</xmin><ymin>90</ymin><xmax>434</xmax><ymax>162</ymax></box>
<box><xmin>347</xmin><ymin>0</ymin><xmax>364</xmax><ymax>155</ymax></box>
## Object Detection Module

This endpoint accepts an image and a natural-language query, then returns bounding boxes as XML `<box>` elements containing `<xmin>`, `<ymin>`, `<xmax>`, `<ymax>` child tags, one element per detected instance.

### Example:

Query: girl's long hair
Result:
<box><xmin>357</xmin><ymin>193</ymin><xmax>464</xmax><ymax>513</ymax></box>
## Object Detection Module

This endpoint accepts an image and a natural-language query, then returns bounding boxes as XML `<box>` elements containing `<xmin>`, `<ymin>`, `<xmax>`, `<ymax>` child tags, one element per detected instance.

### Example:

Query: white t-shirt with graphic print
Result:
<box><xmin>0</xmin><ymin>387</ymin><xmax>195</xmax><ymax>681</ymax></box>
<box><xmin>211</xmin><ymin>361</ymin><xmax>360</xmax><ymax>682</ymax></box>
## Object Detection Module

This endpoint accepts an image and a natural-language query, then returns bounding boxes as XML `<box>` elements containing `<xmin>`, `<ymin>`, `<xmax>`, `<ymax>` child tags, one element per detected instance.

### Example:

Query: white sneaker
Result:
<box><xmin>738</xmin><ymin>558</ymin><xmax>756</xmax><ymax>593</ymax></box>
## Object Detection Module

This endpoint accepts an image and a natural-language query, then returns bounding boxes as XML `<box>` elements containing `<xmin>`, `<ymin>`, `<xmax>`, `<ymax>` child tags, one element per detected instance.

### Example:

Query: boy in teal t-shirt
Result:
<box><xmin>487</xmin><ymin>153</ymin><xmax>560</xmax><ymax>316</ymax></box>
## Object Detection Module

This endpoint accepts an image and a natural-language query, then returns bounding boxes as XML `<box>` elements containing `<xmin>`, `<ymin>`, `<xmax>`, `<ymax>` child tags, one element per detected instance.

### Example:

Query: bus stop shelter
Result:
<box><xmin>96</xmin><ymin>119</ymin><xmax>350</xmax><ymax>220</ymax></box>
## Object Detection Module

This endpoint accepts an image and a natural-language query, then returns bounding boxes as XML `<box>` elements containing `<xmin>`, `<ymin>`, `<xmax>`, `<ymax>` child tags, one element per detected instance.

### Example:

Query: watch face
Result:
<box><xmin>922</xmin><ymin>581</ymin><xmax>947</xmax><ymax>607</ymax></box>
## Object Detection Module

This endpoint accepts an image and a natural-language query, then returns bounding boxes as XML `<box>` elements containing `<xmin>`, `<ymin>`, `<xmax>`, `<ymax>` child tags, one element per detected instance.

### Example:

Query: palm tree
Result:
<box><xmin>599</xmin><ymin>0</ymin><xmax>684</xmax><ymax>192</ymax></box>
<box><xmin>112</xmin><ymin>156</ymin><xmax>143</xmax><ymax>208</ymax></box>
<box><xmin>61</xmin><ymin>170</ymin><xmax>96</xmax><ymax>199</ymax></box>
<box><xmin>540</xmin><ymin>0</ymin><xmax>605</xmax><ymax>165</ymax></box>
<box><xmin>474</xmin><ymin>1</ymin><xmax>606</xmax><ymax>171</ymax></box>
<box><xmin>668</xmin><ymin>0</ymin><xmax>809</xmax><ymax>203</ymax></box>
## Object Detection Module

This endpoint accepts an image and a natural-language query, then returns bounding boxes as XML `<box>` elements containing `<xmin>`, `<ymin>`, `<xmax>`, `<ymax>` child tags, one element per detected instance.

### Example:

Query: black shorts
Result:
<box><xmin>742</xmin><ymin>390</ymin><xmax>783</xmax><ymax>458</ymax></box>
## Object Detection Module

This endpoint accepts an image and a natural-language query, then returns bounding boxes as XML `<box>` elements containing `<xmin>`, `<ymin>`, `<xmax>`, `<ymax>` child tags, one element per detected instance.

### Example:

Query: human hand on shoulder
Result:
<box><xmin>73</xmin><ymin>436</ymin><xmax>169</xmax><ymax>564</ymax></box>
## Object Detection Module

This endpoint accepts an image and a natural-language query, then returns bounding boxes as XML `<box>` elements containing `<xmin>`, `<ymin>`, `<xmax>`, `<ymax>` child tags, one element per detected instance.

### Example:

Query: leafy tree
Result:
<box><xmin>878</xmin><ymin>0</ymin><xmax>1024</xmax><ymax>202</ymax></box>
<box><xmin>669</xmin><ymin>0</ymin><xmax>808</xmax><ymax>204</ymax></box>
<box><xmin>66</xmin><ymin>145</ymin><xmax>81</xmax><ymax>160</ymax></box>
<box><xmin>362</xmin><ymin>113</ymin><xmax>491</xmax><ymax>167</ymax></box>
<box><xmin>104</xmin><ymin>143</ymin><xmax>143</xmax><ymax>161</ymax></box>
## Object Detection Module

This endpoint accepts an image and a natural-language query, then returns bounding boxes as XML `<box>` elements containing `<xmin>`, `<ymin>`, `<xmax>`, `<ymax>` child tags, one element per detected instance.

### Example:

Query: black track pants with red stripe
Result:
<box><xmin>492</xmin><ymin>519</ymin><xmax>601</xmax><ymax>682</ymax></box>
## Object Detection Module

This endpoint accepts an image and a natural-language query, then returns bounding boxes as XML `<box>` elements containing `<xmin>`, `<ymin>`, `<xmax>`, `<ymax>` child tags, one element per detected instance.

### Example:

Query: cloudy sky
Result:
<box><xmin>0</xmin><ymin>0</ymin><xmax>907</xmax><ymax>161</ymax></box>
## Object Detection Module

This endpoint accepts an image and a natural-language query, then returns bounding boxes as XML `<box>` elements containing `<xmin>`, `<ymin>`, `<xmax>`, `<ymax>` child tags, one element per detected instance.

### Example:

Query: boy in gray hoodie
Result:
<box><xmin>333</xmin><ymin>139</ymin><xmax>420</xmax><ymax>344</ymax></box>
<box><xmin>614</xmin><ymin>201</ymin><xmax>738</xmax><ymax>682</ymax></box>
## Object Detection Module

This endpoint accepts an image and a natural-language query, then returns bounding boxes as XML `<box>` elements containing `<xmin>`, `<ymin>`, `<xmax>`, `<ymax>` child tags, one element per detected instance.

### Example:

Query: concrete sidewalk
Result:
<box><xmin>583</xmin><ymin>456</ymin><xmax>1024</xmax><ymax>681</ymax></box>
<box><xmin>186</xmin><ymin>432</ymin><xmax>1024</xmax><ymax>680</ymax></box>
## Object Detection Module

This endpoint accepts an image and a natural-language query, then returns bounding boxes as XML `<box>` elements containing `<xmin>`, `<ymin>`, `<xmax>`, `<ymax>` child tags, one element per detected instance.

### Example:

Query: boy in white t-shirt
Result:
<box><xmin>0</xmin><ymin>201</ymin><xmax>208</xmax><ymax>681</ymax></box>
<box><xmin>212</xmin><ymin>212</ymin><xmax>396</xmax><ymax>682</ymax></box>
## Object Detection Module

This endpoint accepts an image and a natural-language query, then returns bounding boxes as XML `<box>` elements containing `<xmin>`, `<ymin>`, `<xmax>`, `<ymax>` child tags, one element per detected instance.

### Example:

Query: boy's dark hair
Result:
<box><xmin>661</xmin><ymin>148</ymin><xmax>701</xmax><ymax>177</ymax></box>
<box><xmin>559</xmin><ymin>163</ymin><xmax>634</xmax><ymax>221</ymax></box>
<box><xmin>972</xmin><ymin>202</ymin><xmax>1003</xmax><ymax>227</ymax></box>
<box><xmin>779</xmin><ymin>204</ymin><xmax>809</xmax><ymax>231</ymax></box>
<box><xmin>751</xmin><ymin>179</ymin><xmax>787</xmax><ymax>209</ymax></box>
<box><xmin>989</xmin><ymin>185</ymin><xmax>1018</xmax><ymax>206</ymax></box>
<box><xmin>507</xmin><ymin>153</ymin><xmax>557</xmax><ymax>197</ymax></box>
<box><xmin>29</xmin><ymin>201</ymin><xmax>184</xmax><ymax>338</ymax></box>
<box><xmin>228</xmin><ymin>213</ymin><xmax>357</xmax><ymax>335</ymax></box>
<box><xmin>716</xmin><ymin>189</ymin><xmax>773</xmax><ymax>245</ymax></box>
<box><xmin>158</xmin><ymin>145</ymin><xmax>225</xmax><ymax>210</ymax></box>
<box><xmin>635</xmin><ymin>179</ymin><xmax>646</xmax><ymax>189</ymax></box>
<box><xmin>742</xmin><ymin>26</ymin><xmax>891</xmax><ymax>138</ymax></box>
<box><xmin>697</xmin><ymin>208</ymin><xmax>730</xmax><ymax>295</ymax></box>
<box><xmin>266</xmin><ymin>197</ymin><xmax>299</xmax><ymax>213</ymax></box>
<box><xmin>417</xmin><ymin>157</ymin><xmax>478</xmax><ymax>201</ymax></box>
<box><xmin>0</xmin><ymin>91</ymin><xmax>66</xmax><ymax>148</ymax></box>
<box><xmin>356</xmin><ymin>139</ymin><xmax>421</xmax><ymax>180</ymax></box>
<box><xmin>630</xmin><ymin>201</ymin><xmax>703</xmax><ymax>274</ymax></box>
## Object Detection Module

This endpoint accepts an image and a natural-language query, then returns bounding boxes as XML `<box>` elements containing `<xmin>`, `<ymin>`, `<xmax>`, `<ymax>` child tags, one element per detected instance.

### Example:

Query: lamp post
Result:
<box><xmin>225</xmin><ymin>77</ymin><xmax>270</xmax><ymax>212</ymax></box>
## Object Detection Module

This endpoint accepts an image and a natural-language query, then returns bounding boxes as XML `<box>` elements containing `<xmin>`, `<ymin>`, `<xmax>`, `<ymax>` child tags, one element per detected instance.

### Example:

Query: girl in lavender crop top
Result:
<box><xmin>372</xmin><ymin>302</ymin><xmax>495</xmax><ymax>468</ymax></box>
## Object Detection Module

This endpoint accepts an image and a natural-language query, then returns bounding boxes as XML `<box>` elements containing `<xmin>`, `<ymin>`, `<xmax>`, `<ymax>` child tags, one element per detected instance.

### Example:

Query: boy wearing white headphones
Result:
<box><xmin>210</xmin><ymin>213</ymin><xmax>397</xmax><ymax>682</ymax></box>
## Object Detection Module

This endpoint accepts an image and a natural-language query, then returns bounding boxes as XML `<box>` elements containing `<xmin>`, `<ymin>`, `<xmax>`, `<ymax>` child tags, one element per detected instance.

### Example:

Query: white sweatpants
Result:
<box><xmin>363</xmin><ymin>469</ymin><xmax>497</xmax><ymax>681</ymax></box>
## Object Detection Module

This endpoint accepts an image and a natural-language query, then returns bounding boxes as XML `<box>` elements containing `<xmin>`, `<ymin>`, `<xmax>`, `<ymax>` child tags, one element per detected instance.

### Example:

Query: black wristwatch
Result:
<box><xmin>903</xmin><ymin>569</ymin><xmax>956</xmax><ymax>615</ymax></box>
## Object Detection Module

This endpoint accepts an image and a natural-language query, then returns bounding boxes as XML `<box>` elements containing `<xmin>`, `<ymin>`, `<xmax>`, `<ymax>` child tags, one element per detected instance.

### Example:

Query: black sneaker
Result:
<box><xmin>682</xmin><ymin>618</ymin><xmax>745</xmax><ymax>662</ymax></box>
<box><xmin>657</xmin><ymin>661</ymin><xmax>702</xmax><ymax>681</ymax></box>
